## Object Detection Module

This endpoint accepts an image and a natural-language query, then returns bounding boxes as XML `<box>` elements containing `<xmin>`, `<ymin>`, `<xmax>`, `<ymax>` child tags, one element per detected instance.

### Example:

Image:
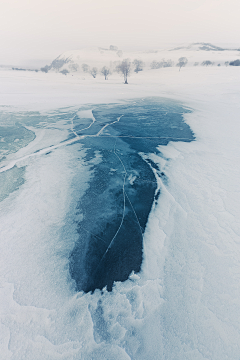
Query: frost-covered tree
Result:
<box><xmin>60</xmin><ymin>69</ymin><xmax>69</xmax><ymax>75</ymax></box>
<box><xmin>163</xmin><ymin>59</ymin><xmax>174</xmax><ymax>68</ymax></box>
<box><xmin>90</xmin><ymin>67</ymin><xmax>98</xmax><ymax>78</ymax></box>
<box><xmin>150</xmin><ymin>61</ymin><xmax>160</xmax><ymax>69</ymax></box>
<box><xmin>101</xmin><ymin>66</ymin><xmax>111</xmax><ymax>80</ymax></box>
<box><xmin>229</xmin><ymin>59</ymin><xmax>240</xmax><ymax>66</ymax></box>
<box><xmin>82</xmin><ymin>64</ymin><xmax>90</xmax><ymax>73</ymax></box>
<box><xmin>225</xmin><ymin>61</ymin><xmax>229</xmax><ymax>66</ymax></box>
<box><xmin>194</xmin><ymin>62</ymin><xmax>199</xmax><ymax>66</ymax></box>
<box><xmin>116</xmin><ymin>59</ymin><xmax>131</xmax><ymax>84</ymax></box>
<box><xmin>150</xmin><ymin>59</ymin><xmax>174</xmax><ymax>69</ymax></box>
<box><xmin>40</xmin><ymin>65</ymin><xmax>50</xmax><ymax>73</ymax></box>
<box><xmin>51</xmin><ymin>58</ymin><xmax>69</xmax><ymax>71</ymax></box>
<box><xmin>109</xmin><ymin>45</ymin><xmax>118</xmax><ymax>51</ymax></box>
<box><xmin>133</xmin><ymin>59</ymin><xmax>144</xmax><ymax>73</ymax></box>
<box><xmin>201</xmin><ymin>60</ymin><xmax>214</xmax><ymax>66</ymax></box>
<box><xmin>69</xmin><ymin>63</ymin><xmax>79</xmax><ymax>72</ymax></box>
<box><xmin>177</xmin><ymin>57</ymin><xmax>188</xmax><ymax>71</ymax></box>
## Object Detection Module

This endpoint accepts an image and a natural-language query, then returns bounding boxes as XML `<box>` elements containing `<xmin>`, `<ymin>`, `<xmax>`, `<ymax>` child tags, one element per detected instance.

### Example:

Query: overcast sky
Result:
<box><xmin>0</xmin><ymin>0</ymin><xmax>239</xmax><ymax>66</ymax></box>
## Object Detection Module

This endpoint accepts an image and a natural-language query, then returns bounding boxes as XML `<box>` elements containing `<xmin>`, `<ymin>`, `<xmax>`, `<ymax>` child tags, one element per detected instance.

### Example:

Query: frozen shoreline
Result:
<box><xmin>0</xmin><ymin>67</ymin><xmax>240</xmax><ymax>359</ymax></box>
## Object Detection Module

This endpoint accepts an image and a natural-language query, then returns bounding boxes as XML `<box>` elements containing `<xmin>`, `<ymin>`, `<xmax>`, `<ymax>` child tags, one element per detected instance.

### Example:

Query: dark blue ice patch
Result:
<box><xmin>69</xmin><ymin>98</ymin><xmax>194</xmax><ymax>293</ymax></box>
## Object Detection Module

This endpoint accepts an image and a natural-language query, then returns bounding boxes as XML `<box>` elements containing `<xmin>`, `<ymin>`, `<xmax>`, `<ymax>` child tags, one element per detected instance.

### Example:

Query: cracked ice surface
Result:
<box><xmin>68</xmin><ymin>99</ymin><xmax>193</xmax><ymax>293</ymax></box>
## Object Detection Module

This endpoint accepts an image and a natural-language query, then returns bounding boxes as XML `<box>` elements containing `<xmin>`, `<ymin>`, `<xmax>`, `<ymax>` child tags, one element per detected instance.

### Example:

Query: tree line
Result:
<box><xmin>80</xmin><ymin>59</ymin><xmax>144</xmax><ymax>82</ymax></box>
<box><xmin>79</xmin><ymin>57</ymin><xmax>188</xmax><ymax>82</ymax></box>
<box><xmin>40</xmin><ymin>56</ymin><xmax>240</xmax><ymax>83</ymax></box>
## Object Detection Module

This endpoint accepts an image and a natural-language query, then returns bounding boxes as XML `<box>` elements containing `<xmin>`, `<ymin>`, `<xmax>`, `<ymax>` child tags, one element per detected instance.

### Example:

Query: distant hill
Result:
<box><xmin>42</xmin><ymin>46</ymin><xmax>124</xmax><ymax>74</ymax></box>
<box><xmin>170</xmin><ymin>42</ymin><xmax>239</xmax><ymax>52</ymax></box>
<box><xmin>40</xmin><ymin>43</ymin><xmax>240</xmax><ymax>74</ymax></box>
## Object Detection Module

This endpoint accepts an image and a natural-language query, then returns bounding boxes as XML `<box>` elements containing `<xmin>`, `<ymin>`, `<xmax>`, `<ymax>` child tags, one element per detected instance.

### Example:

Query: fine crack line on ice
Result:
<box><xmin>0</xmin><ymin>112</ymin><xmax>83</xmax><ymax>173</ymax></box>
<box><xmin>70</xmin><ymin>113</ymin><xmax>79</xmax><ymax>138</ymax></box>
<box><xmin>159</xmin><ymin>179</ymin><xmax>188</xmax><ymax>215</ymax></box>
<box><xmin>0</xmin><ymin>112</ymin><xmax>123</xmax><ymax>173</ymax></box>
<box><xmin>95</xmin><ymin>135</ymin><xmax>193</xmax><ymax>141</ymax></box>
<box><xmin>73</xmin><ymin>111</ymin><xmax>96</xmax><ymax>135</ymax></box>
<box><xmin>96</xmin><ymin>115</ymin><xmax>124</xmax><ymax>136</ymax></box>
<box><xmin>113</xmin><ymin>149</ymin><xmax>144</xmax><ymax>237</ymax></box>
<box><xmin>0</xmin><ymin>108</ymin><xmax>190</xmax><ymax>175</ymax></box>
<box><xmin>80</xmin><ymin>226</ymin><xmax>107</xmax><ymax>244</ymax></box>
<box><xmin>125</xmin><ymin>192</ymin><xmax>144</xmax><ymax>236</ymax></box>
<box><xmin>94</xmin><ymin>139</ymin><xmax>126</xmax><ymax>271</ymax></box>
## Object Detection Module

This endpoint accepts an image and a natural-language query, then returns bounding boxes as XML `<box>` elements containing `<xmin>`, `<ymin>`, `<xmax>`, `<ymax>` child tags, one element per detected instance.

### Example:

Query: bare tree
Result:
<box><xmin>82</xmin><ymin>64</ymin><xmax>90</xmax><ymax>73</ymax></box>
<box><xmin>150</xmin><ymin>59</ymin><xmax>174</xmax><ymax>69</ymax></box>
<box><xmin>101</xmin><ymin>66</ymin><xmax>111</xmax><ymax>80</ymax></box>
<box><xmin>164</xmin><ymin>59</ymin><xmax>174</xmax><ymax>67</ymax></box>
<box><xmin>69</xmin><ymin>63</ymin><xmax>79</xmax><ymax>72</ymax></box>
<box><xmin>109</xmin><ymin>45</ymin><xmax>118</xmax><ymax>51</ymax></box>
<box><xmin>116</xmin><ymin>59</ymin><xmax>131</xmax><ymax>84</ymax></box>
<box><xmin>90</xmin><ymin>67</ymin><xmax>98</xmax><ymax>78</ymax></box>
<box><xmin>150</xmin><ymin>61</ymin><xmax>159</xmax><ymax>69</ymax></box>
<box><xmin>177</xmin><ymin>57</ymin><xmax>188</xmax><ymax>71</ymax></box>
<box><xmin>50</xmin><ymin>58</ymin><xmax>69</xmax><ymax>71</ymax></box>
<box><xmin>201</xmin><ymin>60</ymin><xmax>214</xmax><ymax>66</ymax></box>
<box><xmin>40</xmin><ymin>65</ymin><xmax>50</xmax><ymax>73</ymax></box>
<box><xmin>133</xmin><ymin>59</ymin><xmax>144</xmax><ymax>73</ymax></box>
<box><xmin>229</xmin><ymin>59</ymin><xmax>240</xmax><ymax>66</ymax></box>
<box><xmin>60</xmin><ymin>69</ymin><xmax>69</xmax><ymax>75</ymax></box>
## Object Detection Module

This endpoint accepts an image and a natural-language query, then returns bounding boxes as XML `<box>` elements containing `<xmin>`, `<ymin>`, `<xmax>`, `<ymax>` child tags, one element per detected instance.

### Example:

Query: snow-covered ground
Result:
<box><xmin>0</xmin><ymin>64</ymin><xmax>240</xmax><ymax>359</ymax></box>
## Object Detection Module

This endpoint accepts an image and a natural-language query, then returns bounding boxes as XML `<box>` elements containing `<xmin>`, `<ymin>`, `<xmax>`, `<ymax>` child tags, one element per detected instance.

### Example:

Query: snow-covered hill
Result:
<box><xmin>43</xmin><ymin>46</ymin><xmax>125</xmax><ymax>74</ymax></box>
<box><xmin>170</xmin><ymin>42</ymin><xmax>240</xmax><ymax>51</ymax></box>
<box><xmin>43</xmin><ymin>43</ymin><xmax>240</xmax><ymax>75</ymax></box>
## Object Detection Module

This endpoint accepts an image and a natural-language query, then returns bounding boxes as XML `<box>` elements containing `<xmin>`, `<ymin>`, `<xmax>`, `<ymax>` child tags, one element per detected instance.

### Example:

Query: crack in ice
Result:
<box><xmin>94</xmin><ymin>140</ymin><xmax>127</xmax><ymax>273</ymax></box>
<box><xmin>80</xmin><ymin>226</ymin><xmax>107</xmax><ymax>244</ymax></box>
<box><xmin>0</xmin><ymin>111</ymin><xmax>83</xmax><ymax>173</ymax></box>
<box><xmin>96</xmin><ymin>115</ymin><xmax>124</xmax><ymax>137</ymax></box>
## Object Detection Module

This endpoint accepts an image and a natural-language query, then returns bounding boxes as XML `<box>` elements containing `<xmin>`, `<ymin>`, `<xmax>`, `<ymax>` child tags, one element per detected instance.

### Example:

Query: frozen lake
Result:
<box><xmin>68</xmin><ymin>98</ymin><xmax>194</xmax><ymax>292</ymax></box>
<box><xmin>1</xmin><ymin>74</ymin><xmax>240</xmax><ymax>359</ymax></box>
<box><xmin>0</xmin><ymin>98</ymin><xmax>194</xmax><ymax>294</ymax></box>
